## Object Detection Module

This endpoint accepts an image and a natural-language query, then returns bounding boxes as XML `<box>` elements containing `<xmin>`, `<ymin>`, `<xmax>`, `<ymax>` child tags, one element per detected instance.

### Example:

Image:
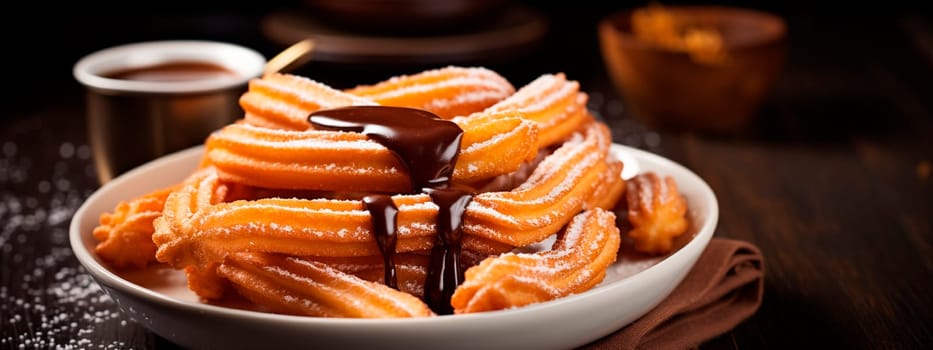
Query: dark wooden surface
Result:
<box><xmin>1</xmin><ymin>2</ymin><xmax>931</xmax><ymax>349</ymax></box>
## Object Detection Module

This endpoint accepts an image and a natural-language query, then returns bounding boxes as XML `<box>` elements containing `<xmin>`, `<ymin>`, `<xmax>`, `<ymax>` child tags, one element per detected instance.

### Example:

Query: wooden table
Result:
<box><xmin>1</xmin><ymin>4</ymin><xmax>930</xmax><ymax>349</ymax></box>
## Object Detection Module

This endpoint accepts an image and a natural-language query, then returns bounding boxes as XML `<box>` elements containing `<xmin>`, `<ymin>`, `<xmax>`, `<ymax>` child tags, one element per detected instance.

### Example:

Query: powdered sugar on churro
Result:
<box><xmin>450</xmin><ymin>209</ymin><xmax>620</xmax><ymax>313</ymax></box>
<box><xmin>424</xmin><ymin>90</ymin><xmax>514</xmax><ymax>113</ymax></box>
<box><xmin>486</xmin><ymin>74</ymin><xmax>577</xmax><ymax>118</ymax></box>
<box><xmin>92</xmin><ymin>65</ymin><xmax>639</xmax><ymax>319</ymax></box>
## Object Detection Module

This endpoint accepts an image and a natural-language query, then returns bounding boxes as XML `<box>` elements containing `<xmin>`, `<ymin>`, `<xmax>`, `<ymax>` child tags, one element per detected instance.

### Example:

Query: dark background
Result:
<box><xmin>1</xmin><ymin>0</ymin><xmax>932</xmax><ymax>349</ymax></box>
<box><xmin>4</xmin><ymin>0</ymin><xmax>932</xmax><ymax>114</ymax></box>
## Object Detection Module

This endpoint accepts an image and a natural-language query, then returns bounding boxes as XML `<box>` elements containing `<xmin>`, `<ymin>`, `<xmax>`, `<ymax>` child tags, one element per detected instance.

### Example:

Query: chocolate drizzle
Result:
<box><xmin>308</xmin><ymin>106</ymin><xmax>473</xmax><ymax>314</ymax></box>
<box><xmin>309</xmin><ymin>106</ymin><xmax>464</xmax><ymax>192</ymax></box>
<box><xmin>362</xmin><ymin>194</ymin><xmax>399</xmax><ymax>289</ymax></box>
<box><xmin>422</xmin><ymin>187</ymin><xmax>472</xmax><ymax>315</ymax></box>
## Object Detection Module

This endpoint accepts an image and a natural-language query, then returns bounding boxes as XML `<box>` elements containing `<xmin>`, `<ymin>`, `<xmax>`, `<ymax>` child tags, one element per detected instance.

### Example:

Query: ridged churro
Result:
<box><xmin>625</xmin><ymin>172</ymin><xmax>689</xmax><ymax>254</ymax></box>
<box><xmin>584</xmin><ymin>158</ymin><xmax>626</xmax><ymax>211</ymax></box>
<box><xmin>345</xmin><ymin>66</ymin><xmax>515</xmax><ymax>119</ymax></box>
<box><xmin>204</xmin><ymin>116</ymin><xmax>538</xmax><ymax>192</ymax></box>
<box><xmin>93</xmin><ymin>186</ymin><xmax>174</xmax><ymax>269</ymax></box>
<box><xmin>93</xmin><ymin>167</ymin><xmax>219</xmax><ymax>268</ymax></box>
<box><xmin>240</xmin><ymin>73</ymin><xmax>375</xmax><ymax>130</ymax></box>
<box><xmin>477</xmin><ymin>73</ymin><xmax>590</xmax><ymax>148</ymax></box>
<box><xmin>218</xmin><ymin>252</ymin><xmax>434</xmax><ymax>318</ymax></box>
<box><xmin>464</xmin><ymin>121</ymin><xmax>611</xmax><ymax>247</ymax></box>
<box><xmin>451</xmin><ymin>208</ymin><xmax>621</xmax><ymax>313</ymax></box>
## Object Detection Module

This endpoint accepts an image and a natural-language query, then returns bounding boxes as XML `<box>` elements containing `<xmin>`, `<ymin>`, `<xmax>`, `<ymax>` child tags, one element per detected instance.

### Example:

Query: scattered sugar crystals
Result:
<box><xmin>1</xmin><ymin>139</ymin><xmax>137</xmax><ymax>349</ymax></box>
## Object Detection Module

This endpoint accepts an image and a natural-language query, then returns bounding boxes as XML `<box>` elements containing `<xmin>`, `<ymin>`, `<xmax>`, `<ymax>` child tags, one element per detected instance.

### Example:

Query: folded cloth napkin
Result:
<box><xmin>583</xmin><ymin>238</ymin><xmax>764</xmax><ymax>350</ymax></box>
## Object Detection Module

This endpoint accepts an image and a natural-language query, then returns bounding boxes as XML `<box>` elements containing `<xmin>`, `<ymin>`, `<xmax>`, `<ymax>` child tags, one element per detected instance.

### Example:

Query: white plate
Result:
<box><xmin>70</xmin><ymin>144</ymin><xmax>718</xmax><ymax>350</ymax></box>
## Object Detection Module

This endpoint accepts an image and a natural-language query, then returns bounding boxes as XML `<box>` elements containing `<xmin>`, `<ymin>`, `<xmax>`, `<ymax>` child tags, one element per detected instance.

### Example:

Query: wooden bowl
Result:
<box><xmin>599</xmin><ymin>5</ymin><xmax>787</xmax><ymax>134</ymax></box>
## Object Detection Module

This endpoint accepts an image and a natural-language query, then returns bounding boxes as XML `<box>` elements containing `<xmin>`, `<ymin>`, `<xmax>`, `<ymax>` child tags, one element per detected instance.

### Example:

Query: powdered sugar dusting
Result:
<box><xmin>425</xmin><ymin>90</ymin><xmax>513</xmax><ymax>112</ymax></box>
<box><xmin>266</xmin><ymin>73</ymin><xmax>375</xmax><ymax>109</ymax></box>
<box><xmin>457</xmin><ymin>210</ymin><xmax>616</xmax><ymax>311</ymax></box>
<box><xmin>217</xmin><ymin>124</ymin><xmax>384</xmax><ymax>152</ymax></box>
<box><xmin>472</xmin><ymin>126</ymin><xmax>598</xmax><ymax>208</ymax></box>
<box><xmin>181</xmin><ymin>197</ymin><xmax>442</xmax><ymax>252</ymax></box>
<box><xmin>284</xmin><ymin>258</ymin><xmax>425</xmax><ymax>316</ymax></box>
<box><xmin>227</xmin><ymin>134</ymin><xmax>384</xmax><ymax>152</ymax></box>
<box><xmin>367</xmin><ymin>77</ymin><xmax>511</xmax><ymax>101</ymax></box>
<box><xmin>514</xmin><ymin>81</ymin><xmax>577</xmax><ymax>116</ymax></box>
<box><xmin>463</xmin><ymin>129</ymin><xmax>511</xmax><ymax>154</ymax></box>
<box><xmin>351</xmin><ymin>66</ymin><xmax>513</xmax><ymax>100</ymax></box>
<box><xmin>487</xmin><ymin>74</ymin><xmax>559</xmax><ymax>111</ymax></box>
<box><xmin>631</xmin><ymin>173</ymin><xmax>657</xmax><ymax>213</ymax></box>
<box><xmin>460</xmin><ymin>125</ymin><xmax>606</xmax><ymax>246</ymax></box>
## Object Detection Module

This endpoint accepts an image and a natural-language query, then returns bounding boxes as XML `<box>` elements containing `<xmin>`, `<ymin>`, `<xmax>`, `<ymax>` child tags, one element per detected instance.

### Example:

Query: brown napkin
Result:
<box><xmin>583</xmin><ymin>238</ymin><xmax>765</xmax><ymax>350</ymax></box>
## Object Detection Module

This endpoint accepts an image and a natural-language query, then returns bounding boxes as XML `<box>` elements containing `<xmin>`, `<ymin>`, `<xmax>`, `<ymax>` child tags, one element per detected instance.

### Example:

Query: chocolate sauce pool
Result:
<box><xmin>309</xmin><ymin>106</ymin><xmax>463</xmax><ymax>191</ymax></box>
<box><xmin>309</xmin><ymin>106</ymin><xmax>472</xmax><ymax>314</ymax></box>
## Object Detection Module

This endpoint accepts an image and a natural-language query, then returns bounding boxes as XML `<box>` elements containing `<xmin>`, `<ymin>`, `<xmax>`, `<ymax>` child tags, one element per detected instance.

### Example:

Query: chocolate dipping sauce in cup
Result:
<box><xmin>73</xmin><ymin>40</ymin><xmax>266</xmax><ymax>184</ymax></box>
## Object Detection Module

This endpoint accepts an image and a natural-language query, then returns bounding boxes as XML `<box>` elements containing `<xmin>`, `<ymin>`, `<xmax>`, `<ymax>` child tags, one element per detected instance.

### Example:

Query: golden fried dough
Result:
<box><xmin>451</xmin><ymin>209</ymin><xmax>621</xmax><ymax>313</ymax></box>
<box><xmin>345</xmin><ymin>66</ymin><xmax>515</xmax><ymax>119</ymax></box>
<box><xmin>204</xmin><ymin>116</ymin><xmax>538</xmax><ymax>192</ymax></box>
<box><xmin>218</xmin><ymin>252</ymin><xmax>434</xmax><ymax>318</ymax></box>
<box><xmin>625</xmin><ymin>172</ymin><xmax>689</xmax><ymax>254</ymax></box>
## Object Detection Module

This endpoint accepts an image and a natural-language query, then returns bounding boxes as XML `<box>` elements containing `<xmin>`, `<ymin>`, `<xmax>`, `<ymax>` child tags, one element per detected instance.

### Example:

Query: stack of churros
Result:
<box><xmin>93</xmin><ymin>66</ymin><xmax>691</xmax><ymax>318</ymax></box>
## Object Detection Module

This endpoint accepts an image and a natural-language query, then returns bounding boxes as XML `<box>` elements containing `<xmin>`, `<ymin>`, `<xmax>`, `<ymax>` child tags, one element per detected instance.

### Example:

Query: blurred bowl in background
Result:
<box><xmin>263</xmin><ymin>2</ymin><xmax>547</xmax><ymax>68</ymax></box>
<box><xmin>303</xmin><ymin>0</ymin><xmax>509</xmax><ymax>35</ymax></box>
<box><xmin>599</xmin><ymin>5</ymin><xmax>786</xmax><ymax>135</ymax></box>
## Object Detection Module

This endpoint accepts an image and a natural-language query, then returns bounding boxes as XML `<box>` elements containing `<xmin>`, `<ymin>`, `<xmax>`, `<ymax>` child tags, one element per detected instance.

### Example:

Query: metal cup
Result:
<box><xmin>73</xmin><ymin>40</ymin><xmax>266</xmax><ymax>184</ymax></box>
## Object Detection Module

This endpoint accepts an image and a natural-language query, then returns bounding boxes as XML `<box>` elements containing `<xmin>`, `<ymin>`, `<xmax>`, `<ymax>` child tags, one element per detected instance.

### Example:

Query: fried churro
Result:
<box><xmin>451</xmin><ymin>208</ymin><xmax>621</xmax><ymax>313</ymax></box>
<box><xmin>92</xmin><ymin>65</ymin><xmax>691</xmax><ymax>318</ymax></box>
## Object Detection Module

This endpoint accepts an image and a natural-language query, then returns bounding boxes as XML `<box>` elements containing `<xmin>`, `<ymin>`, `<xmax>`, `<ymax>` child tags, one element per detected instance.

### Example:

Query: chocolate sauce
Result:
<box><xmin>309</xmin><ymin>106</ymin><xmax>463</xmax><ymax>192</ymax></box>
<box><xmin>363</xmin><ymin>194</ymin><xmax>399</xmax><ymax>289</ymax></box>
<box><xmin>103</xmin><ymin>61</ymin><xmax>236</xmax><ymax>82</ymax></box>
<box><xmin>308</xmin><ymin>106</ymin><xmax>472</xmax><ymax>314</ymax></box>
<box><xmin>422</xmin><ymin>187</ymin><xmax>472</xmax><ymax>315</ymax></box>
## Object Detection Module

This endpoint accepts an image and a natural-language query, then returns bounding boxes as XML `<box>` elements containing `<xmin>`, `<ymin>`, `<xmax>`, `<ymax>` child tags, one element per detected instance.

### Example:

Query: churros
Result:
<box><xmin>240</xmin><ymin>73</ymin><xmax>375</xmax><ymax>130</ymax></box>
<box><xmin>451</xmin><ymin>209</ymin><xmax>621</xmax><ymax>313</ymax></box>
<box><xmin>345</xmin><ymin>66</ymin><xmax>515</xmax><ymax>119</ymax></box>
<box><xmin>155</xmin><ymin>122</ymin><xmax>616</xmax><ymax>280</ymax></box>
<box><xmin>479</xmin><ymin>73</ymin><xmax>590</xmax><ymax>148</ymax></box>
<box><xmin>218</xmin><ymin>252</ymin><xmax>434</xmax><ymax>318</ymax></box>
<box><xmin>93</xmin><ymin>166</ymin><xmax>216</xmax><ymax>268</ymax></box>
<box><xmin>242</xmin><ymin>66</ymin><xmax>514</xmax><ymax>130</ymax></box>
<box><xmin>91</xmin><ymin>65</ymin><xmax>692</xmax><ymax>318</ymax></box>
<box><xmin>625</xmin><ymin>172</ymin><xmax>690</xmax><ymax>254</ymax></box>
<box><xmin>93</xmin><ymin>186</ymin><xmax>175</xmax><ymax>269</ymax></box>
<box><xmin>204</xmin><ymin>116</ymin><xmax>538</xmax><ymax>192</ymax></box>
<box><xmin>584</xmin><ymin>159</ymin><xmax>626</xmax><ymax>211</ymax></box>
<box><xmin>464</xmin><ymin>121</ymin><xmax>611</xmax><ymax>247</ymax></box>
<box><xmin>306</xmin><ymin>253</ymin><xmax>433</xmax><ymax>297</ymax></box>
